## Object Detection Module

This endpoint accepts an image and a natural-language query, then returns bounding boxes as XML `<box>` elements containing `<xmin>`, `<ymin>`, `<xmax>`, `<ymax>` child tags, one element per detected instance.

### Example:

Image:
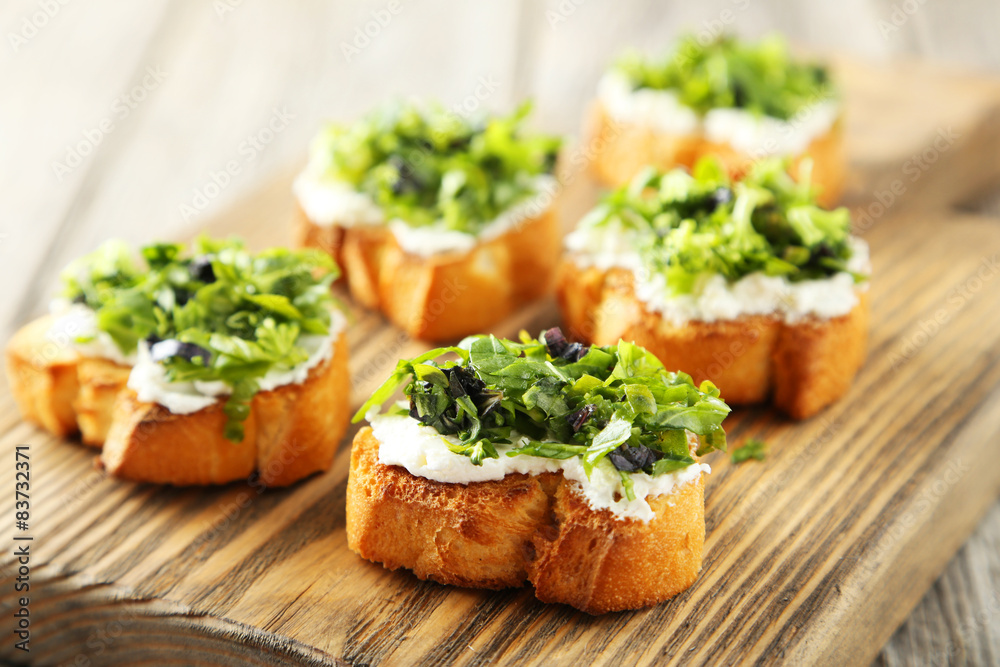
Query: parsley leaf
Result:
<box><xmin>731</xmin><ymin>438</ymin><xmax>768</xmax><ymax>463</ymax></box>
<box><xmin>309</xmin><ymin>101</ymin><xmax>561</xmax><ymax>236</ymax></box>
<box><xmin>575</xmin><ymin>156</ymin><xmax>864</xmax><ymax>297</ymax></box>
<box><xmin>616</xmin><ymin>33</ymin><xmax>835</xmax><ymax>121</ymax></box>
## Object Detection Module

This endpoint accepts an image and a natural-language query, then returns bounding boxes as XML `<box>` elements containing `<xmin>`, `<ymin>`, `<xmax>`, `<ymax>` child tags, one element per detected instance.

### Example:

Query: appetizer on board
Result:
<box><xmin>558</xmin><ymin>158</ymin><xmax>870</xmax><ymax>419</ymax></box>
<box><xmin>6</xmin><ymin>237</ymin><xmax>349</xmax><ymax>486</ymax></box>
<box><xmin>294</xmin><ymin>101</ymin><xmax>562</xmax><ymax>341</ymax></box>
<box><xmin>588</xmin><ymin>34</ymin><xmax>845</xmax><ymax>205</ymax></box>
<box><xmin>347</xmin><ymin>329</ymin><xmax>729</xmax><ymax>614</ymax></box>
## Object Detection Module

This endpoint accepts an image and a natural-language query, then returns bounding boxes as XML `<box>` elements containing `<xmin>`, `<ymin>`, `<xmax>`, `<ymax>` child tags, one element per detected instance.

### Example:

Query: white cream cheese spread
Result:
<box><xmin>370</xmin><ymin>413</ymin><xmax>710</xmax><ymax>523</ymax></box>
<box><xmin>47</xmin><ymin>300</ymin><xmax>136</xmax><ymax>366</ymax></box>
<box><xmin>293</xmin><ymin>154</ymin><xmax>557</xmax><ymax>257</ymax></box>
<box><xmin>47</xmin><ymin>301</ymin><xmax>346</xmax><ymax>415</ymax></box>
<box><xmin>597</xmin><ymin>70</ymin><xmax>839</xmax><ymax>157</ymax></box>
<box><xmin>565</xmin><ymin>223</ymin><xmax>870</xmax><ymax>326</ymax></box>
<box><xmin>126</xmin><ymin>309</ymin><xmax>346</xmax><ymax>414</ymax></box>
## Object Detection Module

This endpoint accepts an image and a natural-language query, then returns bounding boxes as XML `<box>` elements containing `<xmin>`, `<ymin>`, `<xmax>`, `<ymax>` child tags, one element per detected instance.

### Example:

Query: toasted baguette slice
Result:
<box><xmin>295</xmin><ymin>202</ymin><xmax>561</xmax><ymax>342</ymax></box>
<box><xmin>586</xmin><ymin>101</ymin><xmax>846</xmax><ymax>207</ymax></box>
<box><xmin>557</xmin><ymin>262</ymin><xmax>868</xmax><ymax>420</ymax></box>
<box><xmin>100</xmin><ymin>331</ymin><xmax>349</xmax><ymax>487</ymax></box>
<box><xmin>7</xmin><ymin>316</ymin><xmax>132</xmax><ymax>445</ymax></box>
<box><xmin>6</xmin><ymin>316</ymin><xmax>350</xmax><ymax>486</ymax></box>
<box><xmin>74</xmin><ymin>358</ymin><xmax>131</xmax><ymax>446</ymax></box>
<box><xmin>101</xmin><ymin>391</ymin><xmax>259</xmax><ymax>484</ymax></box>
<box><xmin>7</xmin><ymin>314</ymin><xmax>87</xmax><ymax>438</ymax></box>
<box><xmin>251</xmin><ymin>332</ymin><xmax>350</xmax><ymax>486</ymax></box>
<box><xmin>347</xmin><ymin>426</ymin><xmax>705</xmax><ymax>614</ymax></box>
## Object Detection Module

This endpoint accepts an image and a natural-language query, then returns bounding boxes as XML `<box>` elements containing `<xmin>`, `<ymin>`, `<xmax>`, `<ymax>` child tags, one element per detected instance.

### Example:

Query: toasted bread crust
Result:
<box><xmin>6</xmin><ymin>315</ymin><xmax>85</xmax><ymax>438</ymax></box>
<box><xmin>556</xmin><ymin>262</ymin><xmax>868</xmax><ymax>419</ymax></box>
<box><xmin>101</xmin><ymin>331</ymin><xmax>349</xmax><ymax>487</ymax></box>
<box><xmin>347</xmin><ymin>427</ymin><xmax>705</xmax><ymax>614</ymax></box>
<box><xmin>253</xmin><ymin>332</ymin><xmax>350</xmax><ymax>486</ymax></box>
<box><xmin>295</xmin><ymin>200</ymin><xmax>560</xmax><ymax>342</ymax></box>
<box><xmin>101</xmin><ymin>391</ymin><xmax>259</xmax><ymax>485</ymax></box>
<box><xmin>73</xmin><ymin>358</ymin><xmax>131</xmax><ymax>446</ymax></box>
<box><xmin>6</xmin><ymin>317</ymin><xmax>350</xmax><ymax>486</ymax></box>
<box><xmin>586</xmin><ymin>101</ymin><xmax>846</xmax><ymax>207</ymax></box>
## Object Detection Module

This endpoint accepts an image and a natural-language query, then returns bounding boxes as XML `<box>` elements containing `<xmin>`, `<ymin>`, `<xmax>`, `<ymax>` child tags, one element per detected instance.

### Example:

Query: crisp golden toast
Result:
<box><xmin>557</xmin><ymin>262</ymin><xmax>869</xmax><ymax>420</ymax></box>
<box><xmin>295</xmin><ymin>203</ymin><xmax>561</xmax><ymax>342</ymax></box>
<box><xmin>586</xmin><ymin>101</ymin><xmax>846</xmax><ymax>207</ymax></box>
<box><xmin>346</xmin><ymin>426</ymin><xmax>705</xmax><ymax>614</ymax></box>
<box><xmin>6</xmin><ymin>314</ymin><xmax>89</xmax><ymax>438</ymax></box>
<box><xmin>6</xmin><ymin>316</ymin><xmax>350</xmax><ymax>486</ymax></box>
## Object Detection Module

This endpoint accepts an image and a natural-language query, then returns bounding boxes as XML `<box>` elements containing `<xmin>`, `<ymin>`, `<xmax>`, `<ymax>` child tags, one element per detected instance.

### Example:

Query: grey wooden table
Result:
<box><xmin>2</xmin><ymin>1</ymin><xmax>998</xmax><ymax>664</ymax></box>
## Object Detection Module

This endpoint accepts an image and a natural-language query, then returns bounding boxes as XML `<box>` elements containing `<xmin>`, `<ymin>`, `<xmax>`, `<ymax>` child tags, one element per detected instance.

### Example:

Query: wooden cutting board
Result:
<box><xmin>2</xmin><ymin>57</ymin><xmax>1000</xmax><ymax>667</ymax></box>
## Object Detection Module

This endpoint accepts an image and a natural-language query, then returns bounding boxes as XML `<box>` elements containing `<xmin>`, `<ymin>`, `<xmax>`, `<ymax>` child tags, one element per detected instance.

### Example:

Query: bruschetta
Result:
<box><xmin>5</xmin><ymin>237</ymin><xmax>349</xmax><ymax>486</ymax></box>
<box><xmin>558</xmin><ymin>157</ymin><xmax>870</xmax><ymax>419</ymax></box>
<box><xmin>346</xmin><ymin>329</ymin><xmax>730</xmax><ymax>613</ymax></box>
<box><xmin>588</xmin><ymin>34</ymin><xmax>845</xmax><ymax>206</ymax></box>
<box><xmin>294</xmin><ymin>101</ymin><xmax>562</xmax><ymax>341</ymax></box>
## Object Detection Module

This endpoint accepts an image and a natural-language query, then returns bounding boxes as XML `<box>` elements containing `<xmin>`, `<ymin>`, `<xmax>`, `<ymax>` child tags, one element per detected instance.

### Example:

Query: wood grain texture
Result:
<box><xmin>875</xmin><ymin>190</ymin><xmax>1000</xmax><ymax>667</ymax></box>
<box><xmin>876</xmin><ymin>501</ymin><xmax>1000</xmax><ymax>667</ymax></box>
<box><xmin>0</xmin><ymin>58</ymin><xmax>999</xmax><ymax>666</ymax></box>
<box><xmin>3</xmin><ymin>1</ymin><xmax>1000</xmax><ymax>663</ymax></box>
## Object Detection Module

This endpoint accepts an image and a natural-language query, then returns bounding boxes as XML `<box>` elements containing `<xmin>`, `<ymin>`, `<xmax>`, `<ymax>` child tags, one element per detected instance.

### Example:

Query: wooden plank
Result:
<box><xmin>877</xmin><ymin>502</ymin><xmax>1000</xmax><ymax>665</ymax></box>
<box><xmin>836</xmin><ymin>56</ymin><xmax>1000</xmax><ymax>211</ymax></box>
<box><xmin>875</xmin><ymin>187</ymin><xmax>1000</xmax><ymax>667</ymax></box>
<box><xmin>2</xmin><ymin>58</ymin><xmax>1000</xmax><ymax>666</ymax></box>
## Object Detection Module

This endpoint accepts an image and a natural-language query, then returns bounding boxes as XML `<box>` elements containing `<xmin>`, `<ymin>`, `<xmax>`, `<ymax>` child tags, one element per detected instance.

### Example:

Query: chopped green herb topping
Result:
<box><xmin>615</xmin><ymin>34</ymin><xmax>835</xmax><ymax>121</ymax></box>
<box><xmin>355</xmin><ymin>328</ymin><xmax>730</xmax><ymax>484</ymax></box>
<box><xmin>61</xmin><ymin>236</ymin><xmax>341</xmax><ymax>441</ymax></box>
<box><xmin>731</xmin><ymin>438</ymin><xmax>768</xmax><ymax>463</ymax></box>
<box><xmin>308</xmin><ymin>100</ymin><xmax>562</xmax><ymax>235</ymax></box>
<box><xmin>576</xmin><ymin>156</ymin><xmax>866</xmax><ymax>296</ymax></box>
